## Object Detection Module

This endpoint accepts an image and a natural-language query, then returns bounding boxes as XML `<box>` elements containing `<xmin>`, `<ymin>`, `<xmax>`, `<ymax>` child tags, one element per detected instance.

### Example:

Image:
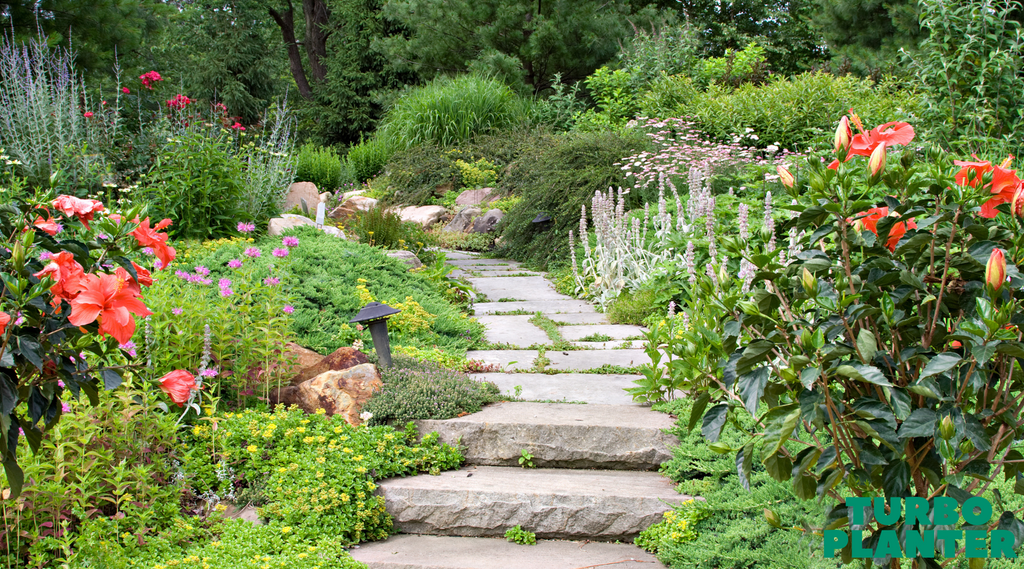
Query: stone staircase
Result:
<box><xmin>350</xmin><ymin>252</ymin><xmax>688</xmax><ymax>569</ymax></box>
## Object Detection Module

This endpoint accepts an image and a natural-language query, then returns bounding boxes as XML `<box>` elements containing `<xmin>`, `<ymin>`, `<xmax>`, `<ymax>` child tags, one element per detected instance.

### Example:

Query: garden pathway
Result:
<box><xmin>351</xmin><ymin>252</ymin><xmax>684</xmax><ymax>569</ymax></box>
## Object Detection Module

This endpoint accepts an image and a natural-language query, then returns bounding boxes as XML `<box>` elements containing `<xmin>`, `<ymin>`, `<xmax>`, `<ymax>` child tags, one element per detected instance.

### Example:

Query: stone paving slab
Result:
<box><xmin>468</xmin><ymin>268</ymin><xmax>543</xmax><ymax>277</ymax></box>
<box><xmin>560</xmin><ymin>324</ymin><xmax>648</xmax><ymax>341</ymax></box>
<box><xmin>447</xmin><ymin>259</ymin><xmax>519</xmax><ymax>267</ymax></box>
<box><xmin>378</xmin><ymin>466</ymin><xmax>693</xmax><ymax>540</ymax></box>
<box><xmin>545</xmin><ymin>312</ymin><xmax>611</xmax><ymax>325</ymax></box>
<box><xmin>469</xmin><ymin>276</ymin><xmax>565</xmax><ymax>301</ymax></box>
<box><xmin>546</xmin><ymin>349</ymin><xmax>651</xmax><ymax>370</ymax></box>
<box><xmin>474</xmin><ymin>300</ymin><xmax>596</xmax><ymax>314</ymax></box>
<box><xmin>465</xmin><ymin>350</ymin><xmax>538</xmax><ymax>371</ymax></box>
<box><xmin>349</xmin><ymin>534</ymin><xmax>665</xmax><ymax>569</ymax></box>
<box><xmin>572</xmin><ymin>340</ymin><xmax>635</xmax><ymax>349</ymax></box>
<box><xmin>416</xmin><ymin>402</ymin><xmax>675</xmax><ymax>470</ymax></box>
<box><xmin>440</xmin><ymin>250</ymin><xmax>480</xmax><ymax>260</ymax></box>
<box><xmin>474</xmin><ymin>315</ymin><xmax>549</xmax><ymax>347</ymax></box>
<box><xmin>471</xmin><ymin>372</ymin><xmax>642</xmax><ymax>405</ymax></box>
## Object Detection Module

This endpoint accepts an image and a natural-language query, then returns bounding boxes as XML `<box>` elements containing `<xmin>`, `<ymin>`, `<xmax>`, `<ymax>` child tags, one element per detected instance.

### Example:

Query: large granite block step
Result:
<box><xmin>415</xmin><ymin>402</ymin><xmax>675</xmax><ymax>470</ymax></box>
<box><xmin>349</xmin><ymin>534</ymin><xmax>664</xmax><ymax>569</ymax></box>
<box><xmin>378</xmin><ymin>466</ymin><xmax>694</xmax><ymax>540</ymax></box>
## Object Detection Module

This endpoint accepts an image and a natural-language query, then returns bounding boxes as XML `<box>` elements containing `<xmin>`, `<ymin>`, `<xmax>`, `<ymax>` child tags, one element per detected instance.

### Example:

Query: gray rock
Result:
<box><xmin>283</xmin><ymin>182</ymin><xmax>319</xmax><ymax>212</ymax></box>
<box><xmin>349</xmin><ymin>534</ymin><xmax>665</xmax><ymax>569</ymax></box>
<box><xmin>454</xmin><ymin>187</ymin><xmax>497</xmax><ymax>206</ymax></box>
<box><xmin>415</xmin><ymin>402</ymin><xmax>676</xmax><ymax>470</ymax></box>
<box><xmin>471</xmin><ymin>209</ymin><xmax>504</xmax><ymax>233</ymax></box>
<box><xmin>321</xmin><ymin>225</ymin><xmax>346</xmax><ymax>239</ymax></box>
<box><xmin>399</xmin><ymin>205</ymin><xmax>448</xmax><ymax>228</ymax></box>
<box><xmin>473</xmin><ymin>299</ymin><xmax>596</xmax><ymax>314</ymax></box>
<box><xmin>444</xmin><ymin>206</ymin><xmax>482</xmax><ymax>233</ymax></box>
<box><xmin>474</xmin><ymin>315</ymin><xmax>550</xmax><ymax>347</ymax></box>
<box><xmin>268</xmin><ymin>214</ymin><xmax>314</xmax><ymax>235</ymax></box>
<box><xmin>222</xmin><ymin>503</ymin><xmax>263</xmax><ymax>525</ymax></box>
<box><xmin>471</xmin><ymin>372</ymin><xmax>644</xmax><ymax>405</ymax></box>
<box><xmin>386</xmin><ymin>250</ymin><xmax>423</xmax><ymax>269</ymax></box>
<box><xmin>379</xmin><ymin>466</ymin><xmax>694</xmax><ymax>540</ymax></box>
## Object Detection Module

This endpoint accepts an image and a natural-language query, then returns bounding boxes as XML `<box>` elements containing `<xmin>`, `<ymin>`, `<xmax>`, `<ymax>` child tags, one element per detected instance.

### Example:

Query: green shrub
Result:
<box><xmin>349</xmin><ymin>206</ymin><xmax>431</xmax><ymax>250</ymax></box>
<box><xmin>374</xmin><ymin>143</ymin><xmax>461</xmax><ymax>205</ymax></box>
<box><xmin>294</xmin><ymin>143</ymin><xmax>343</xmax><ymax>191</ymax></box>
<box><xmin>647</xmin><ymin>399</ymin><xmax>839</xmax><ymax>569</ymax></box>
<box><xmin>378</xmin><ymin>74</ymin><xmax>532</xmax><ymax>150</ymax></box>
<box><xmin>640</xmin><ymin>72</ymin><xmax>918</xmax><ymax>152</ymax></box>
<box><xmin>429</xmin><ymin>229</ymin><xmax>494</xmax><ymax>252</ymax></box>
<box><xmin>190</xmin><ymin>227</ymin><xmax>484</xmax><ymax>355</ymax></box>
<box><xmin>495</xmin><ymin>129</ymin><xmax>649</xmax><ymax>269</ymax></box>
<box><xmin>363</xmin><ymin>356</ymin><xmax>500</xmax><ymax>426</ymax></box>
<box><xmin>455</xmin><ymin>157</ymin><xmax>497</xmax><ymax>188</ymax></box>
<box><xmin>347</xmin><ymin>136</ymin><xmax>393</xmax><ymax>183</ymax></box>
<box><xmin>143</xmin><ymin>131</ymin><xmax>249</xmax><ymax>239</ymax></box>
<box><xmin>606</xmin><ymin>288</ymin><xmax>659</xmax><ymax>325</ymax></box>
<box><xmin>504</xmin><ymin>525</ymin><xmax>537</xmax><ymax>545</ymax></box>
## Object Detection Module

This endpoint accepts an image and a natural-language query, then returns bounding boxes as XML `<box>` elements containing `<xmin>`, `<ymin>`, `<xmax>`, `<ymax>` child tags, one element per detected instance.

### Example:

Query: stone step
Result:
<box><xmin>559</xmin><ymin>324</ymin><xmax>648</xmax><ymax>341</ymax></box>
<box><xmin>474</xmin><ymin>299</ymin><xmax>596</xmax><ymax>314</ymax></box>
<box><xmin>349</xmin><ymin>534</ymin><xmax>664</xmax><ymax>569</ymax></box>
<box><xmin>469</xmin><ymin>276</ymin><xmax>566</xmax><ymax>302</ymax></box>
<box><xmin>472</xmin><ymin>372</ymin><xmax>643</xmax><ymax>405</ymax></box>
<box><xmin>474</xmin><ymin>315</ymin><xmax>550</xmax><ymax>347</ymax></box>
<box><xmin>378</xmin><ymin>466</ymin><xmax>693</xmax><ymax>540</ymax></box>
<box><xmin>415</xmin><ymin>402</ymin><xmax>675</xmax><ymax>470</ymax></box>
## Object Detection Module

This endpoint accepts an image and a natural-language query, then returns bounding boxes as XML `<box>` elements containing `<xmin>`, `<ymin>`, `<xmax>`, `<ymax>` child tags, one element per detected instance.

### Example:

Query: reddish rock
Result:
<box><xmin>295</xmin><ymin>364</ymin><xmax>381</xmax><ymax>425</ymax></box>
<box><xmin>288</xmin><ymin>346</ymin><xmax>370</xmax><ymax>385</ymax></box>
<box><xmin>284</xmin><ymin>182</ymin><xmax>320</xmax><ymax>212</ymax></box>
<box><xmin>455</xmin><ymin>188</ymin><xmax>498</xmax><ymax>206</ymax></box>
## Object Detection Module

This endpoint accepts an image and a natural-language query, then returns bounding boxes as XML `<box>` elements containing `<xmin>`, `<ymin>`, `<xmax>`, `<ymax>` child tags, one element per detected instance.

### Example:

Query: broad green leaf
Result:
<box><xmin>762</xmin><ymin>404</ymin><xmax>801</xmax><ymax>457</ymax></box>
<box><xmin>763</xmin><ymin>451</ymin><xmax>793</xmax><ymax>482</ymax></box>
<box><xmin>688</xmin><ymin>392</ymin><xmax>710</xmax><ymax>432</ymax></box>
<box><xmin>857</xmin><ymin>329</ymin><xmax>877</xmax><ymax>362</ymax></box>
<box><xmin>737</xmin><ymin>442</ymin><xmax>754</xmax><ymax>491</ymax></box>
<box><xmin>738</xmin><ymin>367</ymin><xmax>770</xmax><ymax>416</ymax></box>
<box><xmin>800</xmin><ymin>367</ymin><xmax>820</xmax><ymax>389</ymax></box>
<box><xmin>898</xmin><ymin>408</ymin><xmax>937</xmax><ymax>440</ymax></box>
<box><xmin>836</xmin><ymin>364</ymin><xmax>892</xmax><ymax>386</ymax></box>
<box><xmin>702</xmin><ymin>404</ymin><xmax>728</xmax><ymax>443</ymax></box>
<box><xmin>919</xmin><ymin>353</ymin><xmax>962</xmax><ymax>379</ymax></box>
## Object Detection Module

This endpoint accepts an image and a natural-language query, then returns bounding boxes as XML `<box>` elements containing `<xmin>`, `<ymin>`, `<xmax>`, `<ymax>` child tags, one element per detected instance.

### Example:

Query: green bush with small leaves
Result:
<box><xmin>347</xmin><ymin>136</ymin><xmax>393</xmax><ymax>183</ymax></box>
<box><xmin>363</xmin><ymin>356</ymin><xmax>500</xmax><ymax>426</ymax></box>
<box><xmin>504</xmin><ymin>525</ymin><xmax>536</xmax><ymax>545</ymax></box>
<box><xmin>294</xmin><ymin>143</ymin><xmax>343</xmax><ymax>191</ymax></box>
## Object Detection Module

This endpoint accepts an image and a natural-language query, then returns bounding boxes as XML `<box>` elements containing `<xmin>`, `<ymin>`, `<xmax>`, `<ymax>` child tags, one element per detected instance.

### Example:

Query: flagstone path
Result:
<box><xmin>351</xmin><ymin>252</ymin><xmax>684</xmax><ymax>569</ymax></box>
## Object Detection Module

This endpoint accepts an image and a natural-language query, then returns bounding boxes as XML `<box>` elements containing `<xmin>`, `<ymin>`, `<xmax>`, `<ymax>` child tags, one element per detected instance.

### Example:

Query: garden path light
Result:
<box><xmin>350</xmin><ymin>301</ymin><xmax>401</xmax><ymax>367</ymax></box>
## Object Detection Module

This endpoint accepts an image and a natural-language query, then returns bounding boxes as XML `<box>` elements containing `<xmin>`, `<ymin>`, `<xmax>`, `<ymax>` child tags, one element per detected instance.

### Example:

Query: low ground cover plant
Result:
<box><xmin>362</xmin><ymin>355</ymin><xmax>499</xmax><ymax>425</ymax></box>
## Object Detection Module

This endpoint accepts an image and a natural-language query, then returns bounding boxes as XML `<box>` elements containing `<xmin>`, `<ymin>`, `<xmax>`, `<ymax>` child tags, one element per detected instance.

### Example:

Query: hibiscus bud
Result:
<box><xmin>986</xmin><ymin>248</ymin><xmax>1007</xmax><ymax>291</ymax></box>
<box><xmin>834</xmin><ymin>115</ymin><xmax>852</xmax><ymax>153</ymax></box>
<box><xmin>1012</xmin><ymin>183</ymin><xmax>1024</xmax><ymax>218</ymax></box>
<box><xmin>868</xmin><ymin>143</ymin><xmax>887</xmax><ymax>176</ymax></box>
<box><xmin>801</xmin><ymin>268</ymin><xmax>818</xmax><ymax>296</ymax></box>
<box><xmin>939</xmin><ymin>415</ymin><xmax>955</xmax><ymax>440</ymax></box>
<box><xmin>777</xmin><ymin>165</ymin><xmax>795</xmax><ymax>189</ymax></box>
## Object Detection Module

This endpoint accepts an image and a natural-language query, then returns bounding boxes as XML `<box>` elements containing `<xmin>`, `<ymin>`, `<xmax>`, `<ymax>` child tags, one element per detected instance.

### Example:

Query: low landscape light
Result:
<box><xmin>349</xmin><ymin>301</ymin><xmax>402</xmax><ymax>367</ymax></box>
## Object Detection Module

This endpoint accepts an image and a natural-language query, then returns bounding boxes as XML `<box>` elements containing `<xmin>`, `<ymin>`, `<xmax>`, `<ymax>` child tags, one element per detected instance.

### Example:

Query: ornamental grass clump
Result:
<box><xmin>661</xmin><ymin>111</ymin><xmax>1024</xmax><ymax>566</ymax></box>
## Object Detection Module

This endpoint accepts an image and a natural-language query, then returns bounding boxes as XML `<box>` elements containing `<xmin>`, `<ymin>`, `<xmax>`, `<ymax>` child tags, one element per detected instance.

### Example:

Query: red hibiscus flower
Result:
<box><xmin>130</xmin><ymin>218</ymin><xmax>176</xmax><ymax>269</ymax></box>
<box><xmin>158</xmin><ymin>370</ymin><xmax>195</xmax><ymax>407</ymax></box>
<box><xmin>0</xmin><ymin>312</ymin><xmax>10</xmax><ymax>336</ymax></box>
<box><xmin>68</xmin><ymin>273</ymin><xmax>152</xmax><ymax>345</ymax></box>
<box><xmin>828</xmin><ymin>116</ymin><xmax>915</xmax><ymax>169</ymax></box>
<box><xmin>955</xmin><ymin>156</ymin><xmax>1023</xmax><ymax>218</ymax></box>
<box><xmin>32</xmin><ymin>216</ymin><xmax>61</xmax><ymax>236</ymax></box>
<box><xmin>52</xmin><ymin>195</ymin><xmax>104</xmax><ymax>230</ymax></box>
<box><xmin>114</xmin><ymin>262</ymin><xmax>153</xmax><ymax>295</ymax></box>
<box><xmin>851</xmin><ymin>206</ymin><xmax>917</xmax><ymax>252</ymax></box>
<box><xmin>33</xmin><ymin>252</ymin><xmax>87</xmax><ymax>302</ymax></box>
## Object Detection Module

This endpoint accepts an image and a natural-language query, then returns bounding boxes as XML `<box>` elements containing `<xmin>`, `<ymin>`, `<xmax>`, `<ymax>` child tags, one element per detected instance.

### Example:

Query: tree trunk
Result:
<box><xmin>302</xmin><ymin>0</ymin><xmax>331</xmax><ymax>84</ymax></box>
<box><xmin>268</xmin><ymin>1</ymin><xmax>313</xmax><ymax>99</ymax></box>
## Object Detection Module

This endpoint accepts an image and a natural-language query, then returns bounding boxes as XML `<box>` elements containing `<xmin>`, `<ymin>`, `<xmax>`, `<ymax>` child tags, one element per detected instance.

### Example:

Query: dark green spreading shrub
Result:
<box><xmin>494</xmin><ymin>129</ymin><xmax>649</xmax><ymax>269</ymax></box>
<box><xmin>363</xmin><ymin>356</ymin><xmax>500</xmax><ymax>425</ymax></box>
<box><xmin>647</xmin><ymin>399</ymin><xmax>840</xmax><ymax>569</ymax></box>
<box><xmin>293</xmin><ymin>143</ymin><xmax>343</xmax><ymax>191</ymax></box>
<box><xmin>607</xmin><ymin>288</ymin><xmax>659</xmax><ymax>325</ymax></box>
<box><xmin>349</xmin><ymin>206</ymin><xmax>430</xmax><ymax>250</ymax></box>
<box><xmin>189</xmin><ymin>227</ymin><xmax>483</xmax><ymax>355</ymax></box>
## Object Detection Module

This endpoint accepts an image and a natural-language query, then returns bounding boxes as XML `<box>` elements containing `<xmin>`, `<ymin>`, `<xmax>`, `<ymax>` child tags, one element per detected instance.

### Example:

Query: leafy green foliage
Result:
<box><xmin>189</xmin><ymin>227</ymin><xmax>483</xmax><ymax>355</ymax></box>
<box><xmin>347</xmin><ymin>136</ymin><xmax>393</xmax><ymax>183</ymax></box>
<box><xmin>362</xmin><ymin>356</ymin><xmax>499</xmax><ymax>425</ymax></box>
<box><xmin>810</xmin><ymin>0</ymin><xmax>922</xmax><ymax>74</ymax></box>
<box><xmin>377</xmin><ymin>74</ymin><xmax>532</xmax><ymax>150</ymax></box>
<box><xmin>504</xmin><ymin>525</ymin><xmax>536</xmax><ymax>545</ymax></box>
<box><xmin>647</xmin><ymin>399</ymin><xmax>838</xmax><ymax>569</ymax></box>
<box><xmin>378</xmin><ymin>0</ymin><xmax>641</xmax><ymax>93</ymax></box>
<box><xmin>142</xmin><ymin>132</ymin><xmax>249</xmax><ymax>239</ymax></box>
<box><xmin>348</xmin><ymin>207</ymin><xmax>429</xmax><ymax>250</ymax></box>
<box><xmin>73</xmin><ymin>516</ymin><xmax>369</xmax><ymax>569</ymax></box>
<box><xmin>641</xmin><ymin>72</ymin><xmax>917</xmax><ymax>151</ymax></box>
<box><xmin>294</xmin><ymin>143</ymin><xmax>344</xmax><ymax>191</ymax></box>
<box><xmin>911</xmin><ymin>0</ymin><xmax>1024</xmax><ymax>156</ymax></box>
<box><xmin>1</xmin><ymin>389</ymin><xmax>180</xmax><ymax>566</ymax></box>
<box><xmin>607</xmin><ymin>288</ymin><xmax>659</xmax><ymax>325</ymax></box>
<box><xmin>495</xmin><ymin>129</ymin><xmax>649</xmax><ymax>269</ymax></box>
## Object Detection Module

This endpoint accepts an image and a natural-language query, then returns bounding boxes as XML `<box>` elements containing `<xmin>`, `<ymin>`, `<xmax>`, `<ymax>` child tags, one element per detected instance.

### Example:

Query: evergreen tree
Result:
<box><xmin>810</xmin><ymin>0</ymin><xmax>923</xmax><ymax>73</ymax></box>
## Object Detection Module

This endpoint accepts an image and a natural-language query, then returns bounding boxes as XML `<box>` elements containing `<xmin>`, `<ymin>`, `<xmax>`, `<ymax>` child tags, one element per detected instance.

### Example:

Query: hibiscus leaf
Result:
<box><xmin>113</xmin><ymin>256</ymin><xmax>138</xmax><ymax>281</ymax></box>
<box><xmin>101</xmin><ymin>369</ymin><xmax>122</xmax><ymax>390</ymax></box>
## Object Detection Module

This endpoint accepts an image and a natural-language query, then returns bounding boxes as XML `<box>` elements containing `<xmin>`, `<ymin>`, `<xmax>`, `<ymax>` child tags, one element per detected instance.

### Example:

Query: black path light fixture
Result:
<box><xmin>532</xmin><ymin>212</ymin><xmax>552</xmax><ymax>232</ymax></box>
<box><xmin>349</xmin><ymin>301</ymin><xmax>402</xmax><ymax>367</ymax></box>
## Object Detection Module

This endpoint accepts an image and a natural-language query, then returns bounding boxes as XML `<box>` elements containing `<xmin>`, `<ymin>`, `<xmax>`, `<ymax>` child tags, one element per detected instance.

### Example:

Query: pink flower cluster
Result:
<box><xmin>175</xmin><ymin>267</ymin><xmax>212</xmax><ymax>285</ymax></box>
<box><xmin>167</xmin><ymin>94</ymin><xmax>192</xmax><ymax>110</ymax></box>
<box><xmin>140</xmin><ymin>70</ymin><xmax>163</xmax><ymax>89</ymax></box>
<box><xmin>237</xmin><ymin>222</ymin><xmax>256</xmax><ymax>233</ymax></box>
<box><xmin>231</xmin><ymin>122</ymin><xmax>245</xmax><ymax>131</ymax></box>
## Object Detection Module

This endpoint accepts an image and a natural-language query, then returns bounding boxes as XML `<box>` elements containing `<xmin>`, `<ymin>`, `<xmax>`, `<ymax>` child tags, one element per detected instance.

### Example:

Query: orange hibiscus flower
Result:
<box><xmin>68</xmin><ymin>273</ymin><xmax>152</xmax><ymax>345</ymax></box>
<box><xmin>32</xmin><ymin>217</ymin><xmax>62</xmax><ymax>236</ymax></box>
<box><xmin>0</xmin><ymin>312</ymin><xmax>10</xmax><ymax>336</ymax></box>
<box><xmin>828</xmin><ymin>116</ymin><xmax>915</xmax><ymax>169</ymax></box>
<box><xmin>130</xmin><ymin>218</ymin><xmax>176</xmax><ymax>269</ymax></box>
<box><xmin>851</xmin><ymin>206</ymin><xmax>917</xmax><ymax>252</ymax></box>
<box><xmin>114</xmin><ymin>262</ymin><xmax>153</xmax><ymax>296</ymax></box>
<box><xmin>33</xmin><ymin>252</ymin><xmax>87</xmax><ymax>302</ymax></box>
<box><xmin>52</xmin><ymin>195</ymin><xmax>104</xmax><ymax>230</ymax></box>
<box><xmin>955</xmin><ymin>156</ymin><xmax>1022</xmax><ymax>218</ymax></box>
<box><xmin>157</xmin><ymin>370</ymin><xmax>196</xmax><ymax>407</ymax></box>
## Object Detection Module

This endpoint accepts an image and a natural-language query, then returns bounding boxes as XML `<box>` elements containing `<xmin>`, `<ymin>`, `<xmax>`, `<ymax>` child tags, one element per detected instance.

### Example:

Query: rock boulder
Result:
<box><xmin>399</xmin><ymin>205</ymin><xmax>447</xmax><ymax>228</ymax></box>
<box><xmin>444</xmin><ymin>206</ymin><xmax>481</xmax><ymax>233</ymax></box>
<box><xmin>268</xmin><ymin>214</ymin><xmax>314</xmax><ymax>236</ymax></box>
<box><xmin>471</xmin><ymin>209</ymin><xmax>504</xmax><ymax>233</ymax></box>
<box><xmin>329</xmin><ymin>196</ymin><xmax>378</xmax><ymax>220</ymax></box>
<box><xmin>386</xmin><ymin>250</ymin><xmax>423</xmax><ymax>269</ymax></box>
<box><xmin>455</xmin><ymin>188</ymin><xmax>498</xmax><ymax>206</ymax></box>
<box><xmin>283</xmin><ymin>182</ymin><xmax>320</xmax><ymax>213</ymax></box>
<box><xmin>295</xmin><ymin>364</ymin><xmax>381</xmax><ymax>425</ymax></box>
<box><xmin>288</xmin><ymin>346</ymin><xmax>370</xmax><ymax>386</ymax></box>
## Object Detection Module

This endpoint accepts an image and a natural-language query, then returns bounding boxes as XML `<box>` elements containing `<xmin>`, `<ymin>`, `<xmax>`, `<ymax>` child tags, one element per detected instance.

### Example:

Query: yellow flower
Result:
<box><xmin>247</xmin><ymin>445</ymin><xmax>258</xmax><ymax>453</ymax></box>
<box><xmin>281</xmin><ymin>526</ymin><xmax>292</xmax><ymax>534</ymax></box>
